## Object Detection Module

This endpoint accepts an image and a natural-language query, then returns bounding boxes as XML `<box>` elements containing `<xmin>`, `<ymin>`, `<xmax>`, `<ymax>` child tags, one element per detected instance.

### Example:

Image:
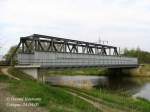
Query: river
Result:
<box><xmin>46</xmin><ymin>76</ymin><xmax>150</xmax><ymax>101</ymax></box>
<box><xmin>100</xmin><ymin>76</ymin><xmax>150</xmax><ymax>101</ymax></box>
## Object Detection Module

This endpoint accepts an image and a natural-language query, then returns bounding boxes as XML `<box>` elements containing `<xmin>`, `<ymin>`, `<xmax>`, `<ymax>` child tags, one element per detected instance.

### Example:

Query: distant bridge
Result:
<box><xmin>13</xmin><ymin>34</ymin><xmax>138</xmax><ymax>68</ymax></box>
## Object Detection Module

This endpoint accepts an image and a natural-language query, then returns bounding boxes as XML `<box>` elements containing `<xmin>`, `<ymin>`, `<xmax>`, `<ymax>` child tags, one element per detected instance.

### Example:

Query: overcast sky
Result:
<box><xmin>0</xmin><ymin>0</ymin><xmax>150</xmax><ymax>55</ymax></box>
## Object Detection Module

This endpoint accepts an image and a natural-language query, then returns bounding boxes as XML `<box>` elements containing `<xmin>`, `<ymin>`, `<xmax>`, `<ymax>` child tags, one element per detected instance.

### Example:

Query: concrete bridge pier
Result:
<box><xmin>15</xmin><ymin>65</ymin><xmax>45</xmax><ymax>82</ymax></box>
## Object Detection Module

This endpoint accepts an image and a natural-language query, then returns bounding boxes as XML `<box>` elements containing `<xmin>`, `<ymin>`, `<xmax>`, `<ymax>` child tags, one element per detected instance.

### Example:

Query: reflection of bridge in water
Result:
<box><xmin>13</xmin><ymin>34</ymin><xmax>138</xmax><ymax>68</ymax></box>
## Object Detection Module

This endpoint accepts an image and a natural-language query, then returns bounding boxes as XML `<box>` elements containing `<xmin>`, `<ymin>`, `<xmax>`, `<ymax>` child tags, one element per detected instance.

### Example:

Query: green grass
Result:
<box><xmin>8</xmin><ymin>80</ymin><xmax>99</xmax><ymax>112</ymax></box>
<box><xmin>0</xmin><ymin>67</ymin><xmax>2</xmax><ymax>74</ymax></box>
<box><xmin>46</xmin><ymin>64</ymin><xmax>150</xmax><ymax>77</ymax></box>
<box><xmin>0</xmin><ymin>75</ymin><xmax>11</xmax><ymax>82</ymax></box>
<box><xmin>71</xmin><ymin>87</ymin><xmax>150</xmax><ymax>112</ymax></box>
<box><xmin>140</xmin><ymin>64</ymin><xmax>150</xmax><ymax>75</ymax></box>
<box><xmin>3</xmin><ymin>67</ymin><xmax>150</xmax><ymax>112</ymax></box>
<box><xmin>47</xmin><ymin>67</ymin><xmax>107</xmax><ymax>76</ymax></box>
<box><xmin>8</xmin><ymin>67</ymin><xmax>34</xmax><ymax>80</ymax></box>
<box><xmin>5</xmin><ymin>67</ymin><xmax>100</xmax><ymax>112</ymax></box>
<box><xmin>129</xmin><ymin>64</ymin><xmax>150</xmax><ymax>77</ymax></box>
<box><xmin>0</xmin><ymin>68</ymin><xmax>11</xmax><ymax>82</ymax></box>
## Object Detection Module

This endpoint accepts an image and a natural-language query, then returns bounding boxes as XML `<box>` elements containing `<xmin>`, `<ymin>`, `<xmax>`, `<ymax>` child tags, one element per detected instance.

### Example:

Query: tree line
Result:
<box><xmin>123</xmin><ymin>48</ymin><xmax>150</xmax><ymax>64</ymax></box>
<box><xmin>0</xmin><ymin>46</ymin><xmax>150</xmax><ymax>65</ymax></box>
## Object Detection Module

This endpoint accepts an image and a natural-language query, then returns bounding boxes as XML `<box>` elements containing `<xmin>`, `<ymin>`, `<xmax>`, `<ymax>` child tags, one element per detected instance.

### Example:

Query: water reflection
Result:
<box><xmin>133</xmin><ymin>83</ymin><xmax>150</xmax><ymax>101</ymax></box>
<box><xmin>46</xmin><ymin>75</ymin><xmax>150</xmax><ymax>101</ymax></box>
<box><xmin>99</xmin><ymin>76</ymin><xmax>141</xmax><ymax>91</ymax></box>
<box><xmin>97</xmin><ymin>75</ymin><xmax>150</xmax><ymax>101</ymax></box>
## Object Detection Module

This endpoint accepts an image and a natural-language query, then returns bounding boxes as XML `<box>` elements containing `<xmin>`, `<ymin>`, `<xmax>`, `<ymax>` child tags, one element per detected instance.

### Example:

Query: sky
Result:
<box><xmin>0</xmin><ymin>0</ymin><xmax>150</xmax><ymax>55</ymax></box>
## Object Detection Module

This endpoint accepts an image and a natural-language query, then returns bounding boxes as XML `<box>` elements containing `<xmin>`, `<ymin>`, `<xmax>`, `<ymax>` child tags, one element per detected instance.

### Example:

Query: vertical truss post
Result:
<box><xmin>15</xmin><ymin>34</ymin><xmax>119</xmax><ymax>57</ymax></box>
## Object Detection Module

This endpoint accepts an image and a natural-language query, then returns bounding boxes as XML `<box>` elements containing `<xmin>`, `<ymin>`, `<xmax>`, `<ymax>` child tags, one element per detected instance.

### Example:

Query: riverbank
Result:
<box><xmin>129</xmin><ymin>64</ymin><xmax>150</xmax><ymax>77</ymax></box>
<box><xmin>0</xmin><ymin>68</ymin><xmax>99</xmax><ymax>112</ymax></box>
<box><xmin>45</xmin><ymin>64</ymin><xmax>150</xmax><ymax>77</ymax></box>
<box><xmin>46</xmin><ymin>67</ymin><xmax>107</xmax><ymax>76</ymax></box>
<box><xmin>0</xmin><ymin>67</ymin><xmax>150</xmax><ymax>112</ymax></box>
<box><xmin>62</xmin><ymin>86</ymin><xmax>150</xmax><ymax>112</ymax></box>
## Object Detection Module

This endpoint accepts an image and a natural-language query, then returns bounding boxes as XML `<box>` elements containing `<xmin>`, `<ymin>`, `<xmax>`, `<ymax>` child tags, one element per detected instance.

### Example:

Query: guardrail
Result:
<box><xmin>17</xmin><ymin>52</ymin><xmax>138</xmax><ymax>68</ymax></box>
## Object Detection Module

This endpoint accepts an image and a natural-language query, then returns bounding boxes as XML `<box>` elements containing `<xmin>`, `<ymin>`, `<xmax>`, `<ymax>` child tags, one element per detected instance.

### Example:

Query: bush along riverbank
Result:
<box><xmin>129</xmin><ymin>64</ymin><xmax>150</xmax><ymax>77</ymax></box>
<box><xmin>44</xmin><ymin>64</ymin><xmax>150</xmax><ymax>77</ymax></box>
<box><xmin>62</xmin><ymin>86</ymin><xmax>150</xmax><ymax>112</ymax></box>
<box><xmin>46</xmin><ymin>67</ymin><xmax>108</xmax><ymax>76</ymax></box>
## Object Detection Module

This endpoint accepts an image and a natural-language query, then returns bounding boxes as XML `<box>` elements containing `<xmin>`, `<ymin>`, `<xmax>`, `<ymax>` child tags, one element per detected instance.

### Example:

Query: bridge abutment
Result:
<box><xmin>15</xmin><ymin>65</ymin><xmax>41</xmax><ymax>80</ymax></box>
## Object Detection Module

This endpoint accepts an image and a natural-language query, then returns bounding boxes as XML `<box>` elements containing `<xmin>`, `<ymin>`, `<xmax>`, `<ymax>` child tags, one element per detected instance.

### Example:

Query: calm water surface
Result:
<box><xmin>47</xmin><ymin>76</ymin><xmax>150</xmax><ymax>101</ymax></box>
<box><xmin>103</xmin><ymin>76</ymin><xmax>150</xmax><ymax>101</ymax></box>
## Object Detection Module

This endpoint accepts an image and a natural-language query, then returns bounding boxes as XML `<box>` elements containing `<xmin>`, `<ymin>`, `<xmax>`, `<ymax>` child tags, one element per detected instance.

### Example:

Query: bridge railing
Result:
<box><xmin>17</xmin><ymin>52</ymin><xmax>138</xmax><ymax>68</ymax></box>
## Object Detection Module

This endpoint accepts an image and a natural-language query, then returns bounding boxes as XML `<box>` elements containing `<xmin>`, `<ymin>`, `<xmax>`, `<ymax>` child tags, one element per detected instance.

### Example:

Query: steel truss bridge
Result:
<box><xmin>14</xmin><ymin>34</ymin><xmax>138</xmax><ymax>68</ymax></box>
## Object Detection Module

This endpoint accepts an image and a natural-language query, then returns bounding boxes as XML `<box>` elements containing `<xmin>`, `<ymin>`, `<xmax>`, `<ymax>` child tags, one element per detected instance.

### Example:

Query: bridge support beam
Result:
<box><xmin>15</xmin><ymin>65</ymin><xmax>40</xmax><ymax>79</ymax></box>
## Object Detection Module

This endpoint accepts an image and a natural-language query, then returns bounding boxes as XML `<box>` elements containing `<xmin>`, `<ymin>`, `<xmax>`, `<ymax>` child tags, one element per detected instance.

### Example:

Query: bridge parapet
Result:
<box><xmin>17</xmin><ymin>51</ymin><xmax>138</xmax><ymax>68</ymax></box>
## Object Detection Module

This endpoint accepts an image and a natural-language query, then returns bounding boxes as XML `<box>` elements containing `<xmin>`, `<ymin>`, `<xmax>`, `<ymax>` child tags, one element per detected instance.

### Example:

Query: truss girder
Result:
<box><xmin>17</xmin><ymin>34</ymin><xmax>119</xmax><ymax>56</ymax></box>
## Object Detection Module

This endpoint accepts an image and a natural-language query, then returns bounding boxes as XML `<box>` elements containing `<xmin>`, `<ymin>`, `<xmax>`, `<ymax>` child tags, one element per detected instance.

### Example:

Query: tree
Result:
<box><xmin>123</xmin><ymin>48</ymin><xmax>150</xmax><ymax>64</ymax></box>
<box><xmin>4</xmin><ymin>45</ymin><xmax>18</xmax><ymax>65</ymax></box>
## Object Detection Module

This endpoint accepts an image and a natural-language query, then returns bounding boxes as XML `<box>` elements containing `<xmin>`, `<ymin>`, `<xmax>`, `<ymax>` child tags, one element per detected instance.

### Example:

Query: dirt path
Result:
<box><xmin>0</xmin><ymin>82</ymin><xmax>48</xmax><ymax>112</ymax></box>
<box><xmin>65</xmin><ymin>89</ymin><xmax>137</xmax><ymax>112</ymax></box>
<box><xmin>1</xmin><ymin>68</ymin><xmax>20</xmax><ymax>80</ymax></box>
<box><xmin>67</xmin><ymin>91</ymin><xmax>124</xmax><ymax>112</ymax></box>
<box><xmin>0</xmin><ymin>68</ymin><xmax>48</xmax><ymax>112</ymax></box>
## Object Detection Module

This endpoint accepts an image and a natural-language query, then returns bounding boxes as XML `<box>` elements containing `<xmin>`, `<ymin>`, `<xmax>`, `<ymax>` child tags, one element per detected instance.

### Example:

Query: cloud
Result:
<box><xmin>0</xmin><ymin>0</ymin><xmax>150</xmax><ymax>55</ymax></box>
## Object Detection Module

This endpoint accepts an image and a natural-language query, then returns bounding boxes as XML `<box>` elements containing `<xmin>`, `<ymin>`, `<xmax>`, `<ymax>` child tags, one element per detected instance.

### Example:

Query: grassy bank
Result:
<box><xmin>8</xmin><ymin>80</ymin><xmax>99</xmax><ymax>112</ymax></box>
<box><xmin>88</xmin><ymin>88</ymin><xmax>150</xmax><ymax>112</ymax></box>
<box><xmin>63</xmin><ymin>87</ymin><xmax>150</xmax><ymax>112</ymax></box>
<box><xmin>44</xmin><ymin>64</ymin><xmax>150</xmax><ymax>77</ymax></box>
<box><xmin>1</xmin><ymin>67</ymin><xmax>150</xmax><ymax>112</ymax></box>
<box><xmin>8</xmin><ymin>67</ymin><xmax>34</xmax><ymax>80</ymax></box>
<box><xmin>129</xmin><ymin>64</ymin><xmax>150</xmax><ymax>77</ymax></box>
<box><xmin>0</xmin><ymin>68</ymin><xmax>99</xmax><ymax>112</ymax></box>
<box><xmin>0</xmin><ymin>67</ymin><xmax>2</xmax><ymax>74</ymax></box>
<box><xmin>46</xmin><ymin>67</ymin><xmax>107</xmax><ymax>76</ymax></box>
